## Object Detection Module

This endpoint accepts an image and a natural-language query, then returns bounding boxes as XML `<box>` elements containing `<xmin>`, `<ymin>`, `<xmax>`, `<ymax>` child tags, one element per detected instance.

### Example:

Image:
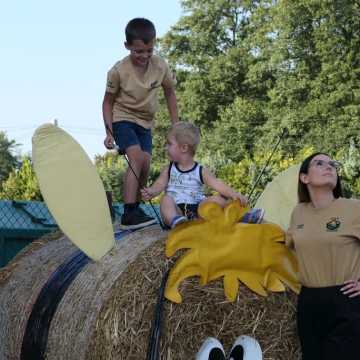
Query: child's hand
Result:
<box><xmin>141</xmin><ymin>187</ymin><xmax>155</xmax><ymax>201</ymax></box>
<box><xmin>232</xmin><ymin>193</ymin><xmax>248</xmax><ymax>206</ymax></box>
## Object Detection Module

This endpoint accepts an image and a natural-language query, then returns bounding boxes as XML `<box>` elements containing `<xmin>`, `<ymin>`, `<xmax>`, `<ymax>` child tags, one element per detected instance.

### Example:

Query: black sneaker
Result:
<box><xmin>120</xmin><ymin>208</ymin><xmax>156</xmax><ymax>230</ymax></box>
<box><xmin>137</xmin><ymin>205</ymin><xmax>153</xmax><ymax>218</ymax></box>
<box><xmin>228</xmin><ymin>335</ymin><xmax>262</xmax><ymax>360</ymax></box>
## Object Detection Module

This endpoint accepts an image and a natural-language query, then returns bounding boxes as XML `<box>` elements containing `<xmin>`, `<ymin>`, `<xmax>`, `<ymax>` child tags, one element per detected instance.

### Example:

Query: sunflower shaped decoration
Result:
<box><xmin>165</xmin><ymin>200</ymin><xmax>300</xmax><ymax>303</ymax></box>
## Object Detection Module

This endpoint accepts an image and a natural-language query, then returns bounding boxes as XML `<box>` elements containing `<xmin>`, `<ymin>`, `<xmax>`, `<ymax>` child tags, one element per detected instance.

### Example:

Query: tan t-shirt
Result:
<box><xmin>286</xmin><ymin>198</ymin><xmax>360</xmax><ymax>287</ymax></box>
<box><xmin>106</xmin><ymin>55</ymin><xmax>175</xmax><ymax>129</ymax></box>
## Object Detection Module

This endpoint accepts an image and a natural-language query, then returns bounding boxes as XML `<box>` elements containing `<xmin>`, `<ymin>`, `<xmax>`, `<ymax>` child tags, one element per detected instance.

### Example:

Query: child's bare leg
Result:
<box><xmin>200</xmin><ymin>195</ymin><xmax>228</xmax><ymax>208</ymax></box>
<box><xmin>160</xmin><ymin>195</ymin><xmax>182</xmax><ymax>226</ymax></box>
<box><xmin>123</xmin><ymin>145</ymin><xmax>146</xmax><ymax>204</ymax></box>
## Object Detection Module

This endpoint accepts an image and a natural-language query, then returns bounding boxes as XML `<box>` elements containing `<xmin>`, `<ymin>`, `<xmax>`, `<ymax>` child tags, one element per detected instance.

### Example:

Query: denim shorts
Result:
<box><xmin>112</xmin><ymin>121</ymin><xmax>152</xmax><ymax>155</ymax></box>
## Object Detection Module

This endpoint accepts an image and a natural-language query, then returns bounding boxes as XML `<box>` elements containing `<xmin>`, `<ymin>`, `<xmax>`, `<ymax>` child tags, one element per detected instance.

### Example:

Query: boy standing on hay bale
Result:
<box><xmin>141</xmin><ymin>122</ymin><xmax>264</xmax><ymax>228</ymax></box>
<box><xmin>102</xmin><ymin>18</ymin><xmax>178</xmax><ymax>229</ymax></box>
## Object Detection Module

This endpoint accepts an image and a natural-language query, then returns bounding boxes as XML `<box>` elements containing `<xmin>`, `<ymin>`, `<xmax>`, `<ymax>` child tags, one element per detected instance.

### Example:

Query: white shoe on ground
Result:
<box><xmin>228</xmin><ymin>335</ymin><xmax>262</xmax><ymax>360</ymax></box>
<box><xmin>196</xmin><ymin>337</ymin><xmax>226</xmax><ymax>360</ymax></box>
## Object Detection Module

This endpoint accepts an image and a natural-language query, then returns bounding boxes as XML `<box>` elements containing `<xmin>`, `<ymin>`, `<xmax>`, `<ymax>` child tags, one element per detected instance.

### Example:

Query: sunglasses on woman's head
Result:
<box><xmin>310</xmin><ymin>159</ymin><xmax>341</xmax><ymax>171</ymax></box>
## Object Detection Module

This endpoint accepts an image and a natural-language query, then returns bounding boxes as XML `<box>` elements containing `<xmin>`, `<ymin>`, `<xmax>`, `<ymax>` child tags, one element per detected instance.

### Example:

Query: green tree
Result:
<box><xmin>199</xmin><ymin>97</ymin><xmax>266</xmax><ymax>163</ymax></box>
<box><xmin>0</xmin><ymin>132</ymin><xmax>19</xmax><ymax>186</ymax></box>
<box><xmin>0</xmin><ymin>157</ymin><xmax>42</xmax><ymax>200</ymax></box>
<box><xmin>337</xmin><ymin>139</ymin><xmax>360</xmax><ymax>197</ymax></box>
<box><xmin>256</xmin><ymin>0</ymin><xmax>360</xmax><ymax>154</ymax></box>
<box><xmin>160</xmin><ymin>0</ymin><xmax>258</xmax><ymax>128</ymax></box>
<box><xmin>95</xmin><ymin>152</ymin><xmax>126</xmax><ymax>202</ymax></box>
<box><xmin>161</xmin><ymin>0</ymin><xmax>252</xmax><ymax>67</ymax></box>
<box><xmin>217</xmin><ymin>146</ymin><xmax>315</xmax><ymax>204</ymax></box>
<box><xmin>152</xmin><ymin>0</ymin><xmax>360</xmax><ymax>196</ymax></box>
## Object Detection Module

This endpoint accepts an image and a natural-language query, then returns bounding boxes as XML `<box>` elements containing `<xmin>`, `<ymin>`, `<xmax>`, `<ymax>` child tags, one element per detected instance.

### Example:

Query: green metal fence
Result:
<box><xmin>0</xmin><ymin>199</ymin><xmax>159</xmax><ymax>267</ymax></box>
<box><xmin>0</xmin><ymin>200</ymin><xmax>58</xmax><ymax>267</ymax></box>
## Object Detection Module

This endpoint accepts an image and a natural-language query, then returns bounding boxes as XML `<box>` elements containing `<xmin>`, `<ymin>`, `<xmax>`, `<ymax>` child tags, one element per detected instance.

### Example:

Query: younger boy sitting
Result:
<box><xmin>141</xmin><ymin>122</ymin><xmax>264</xmax><ymax>228</ymax></box>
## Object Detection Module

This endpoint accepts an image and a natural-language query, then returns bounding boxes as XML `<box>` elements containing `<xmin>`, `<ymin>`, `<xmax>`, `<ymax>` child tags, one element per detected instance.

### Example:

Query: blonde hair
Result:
<box><xmin>169</xmin><ymin>122</ymin><xmax>200</xmax><ymax>155</ymax></box>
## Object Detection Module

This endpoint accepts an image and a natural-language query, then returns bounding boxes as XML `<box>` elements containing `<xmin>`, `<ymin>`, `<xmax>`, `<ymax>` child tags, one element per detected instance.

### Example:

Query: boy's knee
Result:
<box><xmin>142</xmin><ymin>155</ymin><xmax>151</xmax><ymax>171</ymax></box>
<box><xmin>201</xmin><ymin>195</ymin><xmax>227</xmax><ymax>207</ymax></box>
<box><xmin>161</xmin><ymin>195</ymin><xmax>176</xmax><ymax>207</ymax></box>
<box><xmin>161</xmin><ymin>194</ymin><xmax>171</xmax><ymax>204</ymax></box>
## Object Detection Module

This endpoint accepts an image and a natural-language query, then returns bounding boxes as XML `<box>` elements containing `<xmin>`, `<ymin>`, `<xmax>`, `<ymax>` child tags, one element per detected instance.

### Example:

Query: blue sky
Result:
<box><xmin>1</xmin><ymin>0</ymin><xmax>182</xmax><ymax>160</ymax></box>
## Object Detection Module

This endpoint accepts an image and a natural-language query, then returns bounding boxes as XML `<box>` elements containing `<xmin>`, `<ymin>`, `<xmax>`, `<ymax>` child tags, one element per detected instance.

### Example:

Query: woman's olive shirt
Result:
<box><xmin>286</xmin><ymin>198</ymin><xmax>360</xmax><ymax>287</ymax></box>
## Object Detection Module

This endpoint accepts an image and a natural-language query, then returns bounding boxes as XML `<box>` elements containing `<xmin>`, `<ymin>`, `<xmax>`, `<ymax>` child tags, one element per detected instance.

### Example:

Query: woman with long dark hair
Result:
<box><xmin>287</xmin><ymin>152</ymin><xmax>360</xmax><ymax>359</ymax></box>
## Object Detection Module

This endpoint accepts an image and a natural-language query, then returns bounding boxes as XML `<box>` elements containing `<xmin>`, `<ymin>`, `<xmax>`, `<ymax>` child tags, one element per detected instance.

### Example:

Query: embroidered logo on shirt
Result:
<box><xmin>150</xmin><ymin>81</ymin><xmax>159</xmax><ymax>88</ymax></box>
<box><xmin>107</xmin><ymin>80</ymin><xmax>115</xmax><ymax>89</ymax></box>
<box><xmin>326</xmin><ymin>217</ymin><xmax>341</xmax><ymax>231</ymax></box>
<box><xmin>296</xmin><ymin>224</ymin><xmax>304</xmax><ymax>229</ymax></box>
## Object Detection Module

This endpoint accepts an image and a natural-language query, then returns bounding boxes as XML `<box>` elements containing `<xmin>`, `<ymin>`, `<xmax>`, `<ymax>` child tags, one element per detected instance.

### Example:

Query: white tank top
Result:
<box><xmin>166</xmin><ymin>162</ymin><xmax>205</xmax><ymax>204</ymax></box>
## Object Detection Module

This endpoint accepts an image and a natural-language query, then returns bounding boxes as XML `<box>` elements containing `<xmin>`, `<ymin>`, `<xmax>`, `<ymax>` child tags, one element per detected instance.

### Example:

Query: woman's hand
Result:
<box><xmin>341</xmin><ymin>279</ymin><xmax>360</xmax><ymax>298</ymax></box>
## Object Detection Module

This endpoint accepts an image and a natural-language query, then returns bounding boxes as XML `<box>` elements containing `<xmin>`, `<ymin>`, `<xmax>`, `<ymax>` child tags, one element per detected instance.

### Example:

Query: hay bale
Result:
<box><xmin>89</xmin><ymin>238</ymin><xmax>301</xmax><ymax>360</ymax></box>
<box><xmin>0</xmin><ymin>225</ymin><xmax>301</xmax><ymax>359</ymax></box>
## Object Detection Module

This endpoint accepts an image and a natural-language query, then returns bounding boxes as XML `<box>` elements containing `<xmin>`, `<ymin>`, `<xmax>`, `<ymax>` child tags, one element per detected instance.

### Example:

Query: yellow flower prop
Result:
<box><xmin>165</xmin><ymin>201</ymin><xmax>300</xmax><ymax>303</ymax></box>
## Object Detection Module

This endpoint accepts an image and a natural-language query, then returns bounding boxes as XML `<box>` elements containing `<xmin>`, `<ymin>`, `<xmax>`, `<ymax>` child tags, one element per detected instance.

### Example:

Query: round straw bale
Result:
<box><xmin>0</xmin><ymin>225</ymin><xmax>301</xmax><ymax>359</ymax></box>
<box><xmin>88</xmin><ymin>237</ymin><xmax>301</xmax><ymax>360</ymax></box>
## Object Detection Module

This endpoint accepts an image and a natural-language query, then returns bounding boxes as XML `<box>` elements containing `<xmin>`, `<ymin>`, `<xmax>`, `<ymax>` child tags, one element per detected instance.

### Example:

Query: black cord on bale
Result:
<box><xmin>20</xmin><ymin>250</ymin><xmax>90</xmax><ymax>360</ymax></box>
<box><xmin>146</xmin><ymin>269</ymin><xmax>170</xmax><ymax>360</ymax></box>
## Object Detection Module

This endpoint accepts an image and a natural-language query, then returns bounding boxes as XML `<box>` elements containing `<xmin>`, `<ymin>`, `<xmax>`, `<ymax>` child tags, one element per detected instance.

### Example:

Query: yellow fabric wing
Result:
<box><xmin>255</xmin><ymin>164</ymin><xmax>300</xmax><ymax>230</ymax></box>
<box><xmin>32</xmin><ymin>124</ymin><xmax>115</xmax><ymax>261</ymax></box>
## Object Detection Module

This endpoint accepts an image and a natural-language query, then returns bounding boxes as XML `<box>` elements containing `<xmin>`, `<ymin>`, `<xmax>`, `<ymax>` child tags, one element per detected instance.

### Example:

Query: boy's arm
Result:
<box><xmin>202</xmin><ymin>167</ymin><xmax>248</xmax><ymax>205</ymax></box>
<box><xmin>162</xmin><ymin>83</ymin><xmax>179</xmax><ymax>124</ymax></box>
<box><xmin>102</xmin><ymin>92</ymin><xmax>116</xmax><ymax>149</ymax></box>
<box><xmin>141</xmin><ymin>165</ymin><xmax>170</xmax><ymax>201</ymax></box>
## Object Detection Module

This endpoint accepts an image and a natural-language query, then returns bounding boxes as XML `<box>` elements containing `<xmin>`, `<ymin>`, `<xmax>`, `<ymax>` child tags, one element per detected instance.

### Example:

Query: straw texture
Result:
<box><xmin>0</xmin><ymin>225</ymin><xmax>300</xmax><ymax>359</ymax></box>
<box><xmin>88</xmin><ymin>238</ymin><xmax>301</xmax><ymax>360</ymax></box>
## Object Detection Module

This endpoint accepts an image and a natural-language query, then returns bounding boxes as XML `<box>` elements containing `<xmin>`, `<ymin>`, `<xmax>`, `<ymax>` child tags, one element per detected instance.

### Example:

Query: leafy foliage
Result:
<box><xmin>95</xmin><ymin>152</ymin><xmax>126</xmax><ymax>203</ymax></box>
<box><xmin>2</xmin><ymin>0</ymin><xmax>360</xmax><ymax>201</ymax></box>
<box><xmin>0</xmin><ymin>157</ymin><xmax>42</xmax><ymax>200</ymax></box>
<box><xmin>154</xmin><ymin>0</ymin><xmax>360</xmax><ymax>197</ymax></box>
<box><xmin>0</xmin><ymin>132</ymin><xmax>19</xmax><ymax>187</ymax></box>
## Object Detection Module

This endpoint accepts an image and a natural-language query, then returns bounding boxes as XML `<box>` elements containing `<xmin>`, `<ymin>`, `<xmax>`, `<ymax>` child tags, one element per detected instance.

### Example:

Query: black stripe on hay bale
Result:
<box><xmin>19</xmin><ymin>227</ymin><xmax>141</xmax><ymax>360</ymax></box>
<box><xmin>20</xmin><ymin>250</ymin><xmax>90</xmax><ymax>360</ymax></box>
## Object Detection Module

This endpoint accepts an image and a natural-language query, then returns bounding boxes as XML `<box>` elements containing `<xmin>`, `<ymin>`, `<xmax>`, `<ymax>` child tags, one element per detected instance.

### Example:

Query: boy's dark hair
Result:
<box><xmin>125</xmin><ymin>18</ymin><xmax>156</xmax><ymax>44</ymax></box>
<box><xmin>298</xmin><ymin>152</ymin><xmax>343</xmax><ymax>203</ymax></box>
